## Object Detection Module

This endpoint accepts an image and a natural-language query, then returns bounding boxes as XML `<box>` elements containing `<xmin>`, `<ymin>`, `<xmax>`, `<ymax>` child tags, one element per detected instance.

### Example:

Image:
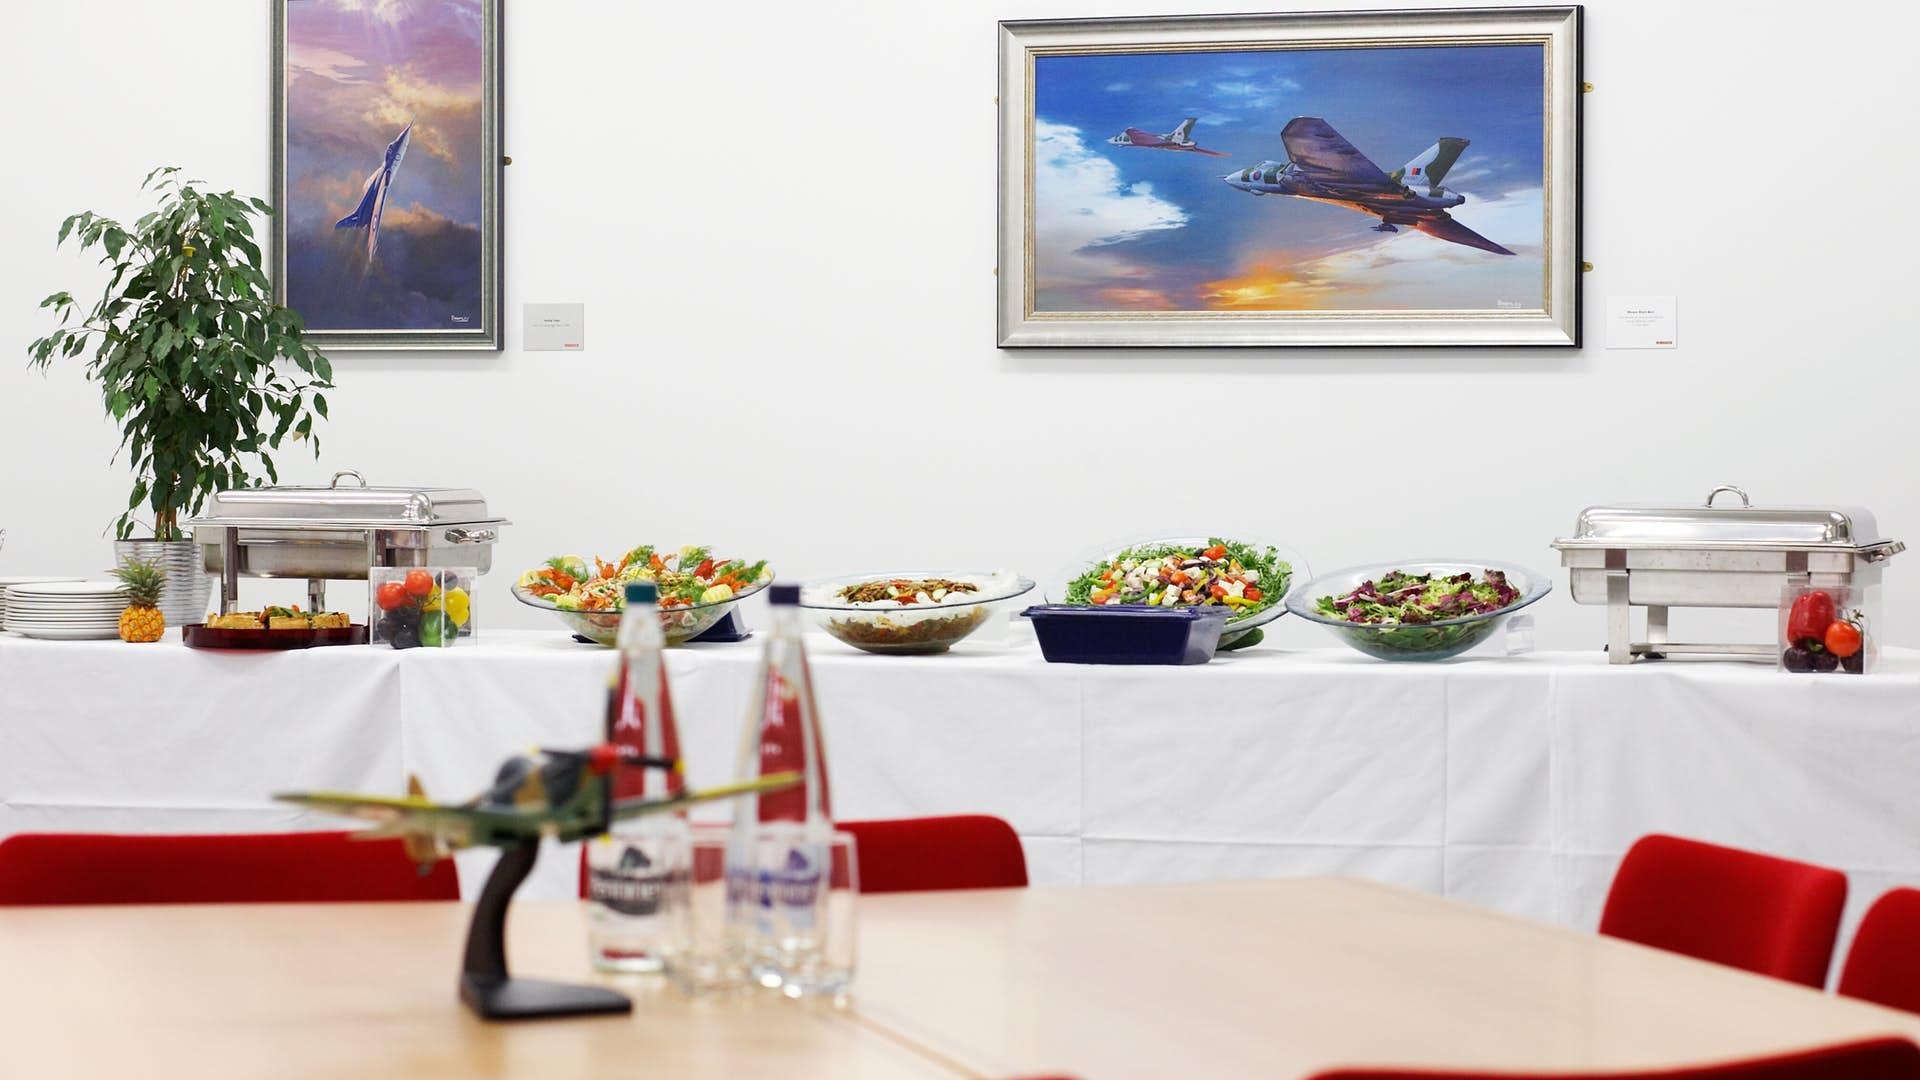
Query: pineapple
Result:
<box><xmin>112</xmin><ymin>559</ymin><xmax>168</xmax><ymax>643</ymax></box>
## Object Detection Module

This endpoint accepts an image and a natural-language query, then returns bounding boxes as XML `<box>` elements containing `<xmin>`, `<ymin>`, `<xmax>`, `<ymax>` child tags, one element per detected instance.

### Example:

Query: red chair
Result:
<box><xmin>1598</xmin><ymin>834</ymin><xmax>1846</xmax><ymax>988</ymax></box>
<box><xmin>0</xmin><ymin>831</ymin><xmax>458</xmax><ymax>905</ymax></box>
<box><xmin>575</xmin><ymin>815</ymin><xmax>1029</xmax><ymax>897</ymax></box>
<box><xmin>839</xmin><ymin>815</ymin><xmax>1027</xmax><ymax>894</ymax></box>
<box><xmin>1307</xmin><ymin>1036</ymin><xmax>1920</xmax><ymax>1079</ymax></box>
<box><xmin>1839</xmin><ymin>887</ymin><xmax>1920</xmax><ymax>1015</ymax></box>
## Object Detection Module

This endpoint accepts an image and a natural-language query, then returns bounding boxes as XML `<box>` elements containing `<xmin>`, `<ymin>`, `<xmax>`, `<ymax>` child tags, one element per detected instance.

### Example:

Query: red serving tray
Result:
<box><xmin>181</xmin><ymin>624</ymin><xmax>370</xmax><ymax>650</ymax></box>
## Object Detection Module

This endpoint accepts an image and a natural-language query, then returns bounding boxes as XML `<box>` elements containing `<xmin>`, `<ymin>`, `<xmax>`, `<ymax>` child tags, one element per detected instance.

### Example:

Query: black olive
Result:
<box><xmin>1842</xmin><ymin>650</ymin><xmax>1865</xmax><ymax>674</ymax></box>
<box><xmin>391</xmin><ymin>625</ymin><xmax>421</xmax><ymax>650</ymax></box>
<box><xmin>1782</xmin><ymin>645</ymin><xmax>1815</xmax><ymax>672</ymax></box>
<box><xmin>1811</xmin><ymin>649</ymin><xmax>1840</xmax><ymax>673</ymax></box>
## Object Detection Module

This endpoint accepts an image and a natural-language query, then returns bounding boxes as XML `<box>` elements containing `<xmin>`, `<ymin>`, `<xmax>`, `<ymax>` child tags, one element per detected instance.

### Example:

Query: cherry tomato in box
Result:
<box><xmin>1824</xmin><ymin>620</ymin><xmax>1863</xmax><ymax>659</ymax></box>
<box><xmin>375</xmin><ymin>580</ymin><xmax>409</xmax><ymax>612</ymax></box>
<box><xmin>403</xmin><ymin>569</ymin><xmax>435</xmax><ymax>599</ymax></box>
<box><xmin>1786</xmin><ymin>591</ymin><xmax>1836</xmax><ymax>644</ymax></box>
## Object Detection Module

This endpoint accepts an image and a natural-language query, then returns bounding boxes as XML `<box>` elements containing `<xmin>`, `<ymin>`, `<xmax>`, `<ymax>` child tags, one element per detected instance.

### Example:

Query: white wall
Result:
<box><xmin>1</xmin><ymin>0</ymin><xmax>1911</xmax><ymax>651</ymax></box>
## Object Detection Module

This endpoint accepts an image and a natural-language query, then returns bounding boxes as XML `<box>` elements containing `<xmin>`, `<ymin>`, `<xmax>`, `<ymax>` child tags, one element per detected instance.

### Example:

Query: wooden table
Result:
<box><xmin>5</xmin><ymin>879</ymin><xmax>1919</xmax><ymax>1079</ymax></box>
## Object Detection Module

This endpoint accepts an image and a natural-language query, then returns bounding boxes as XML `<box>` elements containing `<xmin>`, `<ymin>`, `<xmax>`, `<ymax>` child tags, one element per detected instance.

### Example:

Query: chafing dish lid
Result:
<box><xmin>1553</xmin><ymin>485</ymin><xmax>1896</xmax><ymax>552</ymax></box>
<box><xmin>190</xmin><ymin>470</ymin><xmax>501</xmax><ymax>528</ymax></box>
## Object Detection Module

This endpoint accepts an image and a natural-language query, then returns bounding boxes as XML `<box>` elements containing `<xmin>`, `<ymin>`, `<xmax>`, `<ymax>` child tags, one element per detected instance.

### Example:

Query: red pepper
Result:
<box><xmin>1787</xmin><ymin>591</ymin><xmax>1836</xmax><ymax>645</ymax></box>
<box><xmin>694</xmin><ymin>558</ymin><xmax>715</xmax><ymax>579</ymax></box>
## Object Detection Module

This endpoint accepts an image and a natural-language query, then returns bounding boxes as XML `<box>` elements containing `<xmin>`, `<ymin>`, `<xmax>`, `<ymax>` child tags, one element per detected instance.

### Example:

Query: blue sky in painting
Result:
<box><xmin>1031</xmin><ymin>44</ymin><xmax>1547</xmax><ymax>312</ymax></box>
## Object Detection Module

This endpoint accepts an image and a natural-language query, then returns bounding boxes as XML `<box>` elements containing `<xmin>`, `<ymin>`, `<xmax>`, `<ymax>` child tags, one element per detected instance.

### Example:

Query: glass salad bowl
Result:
<box><xmin>1283</xmin><ymin>559</ymin><xmax>1552</xmax><ymax>662</ymax></box>
<box><xmin>801</xmin><ymin>571</ymin><xmax>1035</xmax><ymax>655</ymax></box>
<box><xmin>513</xmin><ymin>574</ymin><xmax>772</xmax><ymax>647</ymax></box>
<box><xmin>1049</xmin><ymin>535</ymin><xmax>1307</xmax><ymax>651</ymax></box>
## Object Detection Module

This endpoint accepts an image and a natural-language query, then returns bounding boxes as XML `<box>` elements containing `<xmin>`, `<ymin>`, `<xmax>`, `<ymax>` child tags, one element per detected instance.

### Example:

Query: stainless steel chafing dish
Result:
<box><xmin>189</xmin><ymin>470</ymin><xmax>509</xmax><ymax>615</ymax></box>
<box><xmin>1553</xmin><ymin>485</ymin><xmax>1902</xmax><ymax>664</ymax></box>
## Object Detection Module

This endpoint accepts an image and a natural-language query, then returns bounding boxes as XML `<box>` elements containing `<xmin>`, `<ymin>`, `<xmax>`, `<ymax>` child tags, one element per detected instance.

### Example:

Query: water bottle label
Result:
<box><xmin>587</xmin><ymin>844</ymin><xmax>670</xmax><ymax>917</ymax></box>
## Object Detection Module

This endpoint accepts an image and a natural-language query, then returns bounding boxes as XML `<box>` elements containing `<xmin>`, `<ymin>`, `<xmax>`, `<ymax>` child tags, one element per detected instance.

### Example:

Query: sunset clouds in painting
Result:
<box><xmin>1031</xmin><ymin>45</ymin><xmax>1546</xmax><ymax>314</ymax></box>
<box><xmin>282</xmin><ymin>0</ymin><xmax>485</xmax><ymax>332</ymax></box>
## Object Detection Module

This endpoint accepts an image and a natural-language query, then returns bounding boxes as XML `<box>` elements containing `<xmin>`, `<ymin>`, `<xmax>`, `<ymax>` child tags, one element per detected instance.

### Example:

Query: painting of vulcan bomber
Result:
<box><xmin>1026</xmin><ymin>42</ymin><xmax>1549</xmax><ymax>314</ymax></box>
<box><xmin>273</xmin><ymin>0</ymin><xmax>502</xmax><ymax>350</ymax></box>
<box><xmin>1223</xmin><ymin>118</ymin><xmax>1513</xmax><ymax>255</ymax></box>
<box><xmin>1110</xmin><ymin>118</ymin><xmax>1228</xmax><ymax>157</ymax></box>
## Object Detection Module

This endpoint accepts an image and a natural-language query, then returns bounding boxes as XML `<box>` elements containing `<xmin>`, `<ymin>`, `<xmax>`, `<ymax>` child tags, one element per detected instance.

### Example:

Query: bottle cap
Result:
<box><xmin>769</xmin><ymin>583</ymin><xmax>800</xmax><ymax>606</ymax></box>
<box><xmin>625</xmin><ymin>582</ymin><xmax>657</xmax><ymax>605</ymax></box>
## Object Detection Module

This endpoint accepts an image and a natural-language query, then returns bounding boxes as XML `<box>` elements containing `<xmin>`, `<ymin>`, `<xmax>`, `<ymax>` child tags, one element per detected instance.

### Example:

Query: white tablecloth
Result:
<box><xmin>4</xmin><ymin>628</ymin><xmax>1918</xmax><ymax>951</ymax></box>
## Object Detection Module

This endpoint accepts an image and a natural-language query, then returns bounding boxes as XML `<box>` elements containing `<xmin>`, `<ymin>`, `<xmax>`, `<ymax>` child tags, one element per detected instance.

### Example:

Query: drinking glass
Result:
<box><xmin>660</xmin><ymin>825</ymin><xmax>751</xmax><ymax>995</ymax></box>
<box><xmin>726</xmin><ymin>824</ymin><xmax>858</xmax><ymax>1001</ymax></box>
<box><xmin>584</xmin><ymin>825</ymin><xmax>689</xmax><ymax>974</ymax></box>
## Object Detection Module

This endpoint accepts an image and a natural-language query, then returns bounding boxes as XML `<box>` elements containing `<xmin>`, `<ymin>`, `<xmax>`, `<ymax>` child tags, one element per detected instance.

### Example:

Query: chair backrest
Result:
<box><xmin>1308</xmin><ymin>1036</ymin><xmax>1920</xmax><ymax>1079</ymax></box>
<box><xmin>1598</xmin><ymin>834</ymin><xmax>1846</xmax><ymax>988</ymax></box>
<box><xmin>0</xmin><ymin>831</ymin><xmax>458</xmax><ymax>905</ymax></box>
<box><xmin>1839</xmin><ymin>887</ymin><xmax>1920</xmax><ymax>1015</ymax></box>
<box><xmin>573</xmin><ymin>815</ymin><xmax>1029</xmax><ymax>898</ymax></box>
<box><xmin>838</xmin><ymin>815</ymin><xmax>1028</xmax><ymax>894</ymax></box>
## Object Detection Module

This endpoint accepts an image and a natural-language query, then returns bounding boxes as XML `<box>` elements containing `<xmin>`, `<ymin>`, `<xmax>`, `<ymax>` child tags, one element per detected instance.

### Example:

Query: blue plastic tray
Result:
<box><xmin>1021</xmin><ymin>604</ymin><xmax>1231</xmax><ymax>665</ymax></box>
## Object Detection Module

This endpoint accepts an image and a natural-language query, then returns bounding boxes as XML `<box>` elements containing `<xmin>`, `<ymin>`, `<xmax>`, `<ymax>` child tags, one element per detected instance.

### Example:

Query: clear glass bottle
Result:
<box><xmin>585</xmin><ymin>581</ymin><xmax>690</xmax><ymax>974</ymax></box>
<box><xmin>725</xmin><ymin>582</ymin><xmax>835</xmax><ymax>988</ymax></box>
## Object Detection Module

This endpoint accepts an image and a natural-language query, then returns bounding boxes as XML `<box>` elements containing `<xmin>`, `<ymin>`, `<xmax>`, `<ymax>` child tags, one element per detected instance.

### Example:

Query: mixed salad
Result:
<box><xmin>837</xmin><ymin>578</ymin><xmax>982</xmax><ymax>606</ymax></box>
<box><xmin>517</xmin><ymin>545</ymin><xmax>771</xmax><ymax>613</ymax></box>
<box><xmin>1314</xmin><ymin>569</ymin><xmax>1522</xmax><ymax>626</ymax></box>
<box><xmin>1066</xmin><ymin>539</ymin><xmax>1290</xmax><ymax>621</ymax></box>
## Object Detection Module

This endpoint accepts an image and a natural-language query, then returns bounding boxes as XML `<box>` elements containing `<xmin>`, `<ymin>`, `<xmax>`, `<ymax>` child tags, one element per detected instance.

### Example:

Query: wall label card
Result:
<box><xmin>1606</xmin><ymin>295</ymin><xmax>1677</xmax><ymax>349</ymax></box>
<box><xmin>523</xmin><ymin>303</ymin><xmax>585</xmax><ymax>351</ymax></box>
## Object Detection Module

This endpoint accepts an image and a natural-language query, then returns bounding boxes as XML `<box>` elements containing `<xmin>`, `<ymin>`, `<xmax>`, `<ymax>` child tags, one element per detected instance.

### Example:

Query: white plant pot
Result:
<box><xmin>113</xmin><ymin>539</ymin><xmax>210</xmax><ymax>627</ymax></box>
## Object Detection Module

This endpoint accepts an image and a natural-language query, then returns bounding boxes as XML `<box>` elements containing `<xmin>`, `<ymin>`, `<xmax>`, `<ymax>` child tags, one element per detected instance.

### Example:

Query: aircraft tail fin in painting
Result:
<box><xmin>1169</xmin><ymin>117</ymin><xmax>1198</xmax><ymax>143</ymax></box>
<box><xmin>1393</xmin><ymin>137</ymin><xmax>1470</xmax><ymax>190</ymax></box>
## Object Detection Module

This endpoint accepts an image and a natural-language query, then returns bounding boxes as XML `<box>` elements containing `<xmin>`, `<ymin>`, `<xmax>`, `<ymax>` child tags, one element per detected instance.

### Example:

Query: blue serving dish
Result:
<box><xmin>1021</xmin><ymin>604</ymin><xmax>1232</xmax><ymax>665</ymax></box>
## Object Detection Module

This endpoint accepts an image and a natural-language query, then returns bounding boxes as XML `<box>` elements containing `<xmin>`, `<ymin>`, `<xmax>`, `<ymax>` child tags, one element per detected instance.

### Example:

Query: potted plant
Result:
<box><xmin>28</xmin><ymin>167</ymin><xmax>332</xmax><ymax>625</ymax></box>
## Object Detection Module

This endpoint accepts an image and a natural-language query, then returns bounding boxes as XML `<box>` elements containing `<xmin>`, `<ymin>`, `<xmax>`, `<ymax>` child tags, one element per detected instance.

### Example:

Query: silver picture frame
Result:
<box><xmin>270</xmin><ymin>0</ymin><xmax>504</xmax><ymax>352</ymax></box>
<box><xmin>997</xmin><ymin>6</ymin><xmax>1582</xmax><ymax>348</ymax></box>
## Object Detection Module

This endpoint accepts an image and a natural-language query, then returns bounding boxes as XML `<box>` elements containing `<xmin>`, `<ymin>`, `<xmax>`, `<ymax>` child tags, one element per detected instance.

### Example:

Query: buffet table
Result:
<box><xmin>4</xmin><ymin>628</ymin><xmax>1919</xmax><ymax>941</ymax></box>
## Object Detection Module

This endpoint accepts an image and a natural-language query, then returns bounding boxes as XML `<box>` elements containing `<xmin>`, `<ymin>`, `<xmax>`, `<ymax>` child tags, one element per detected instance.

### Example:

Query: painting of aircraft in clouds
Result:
<box><xmin>1223</xmin><ymin>117</ymin><xmax>1513</xmax><ymax>255</ymax></box>
<box><xmin>334</xmin><ymin>121</ymin><xmax>412</xmax><ymax>265</ymax></box>
<box><xmin>1108</xmin><ymin>117</ymin><xmax>1228</xmax><ymax>157</ymax></box>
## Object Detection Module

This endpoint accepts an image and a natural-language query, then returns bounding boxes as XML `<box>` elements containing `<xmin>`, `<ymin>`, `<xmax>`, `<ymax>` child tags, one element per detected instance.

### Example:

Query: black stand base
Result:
<box><xmin>460</xmin><ymin>837</ymin><xmax>632</xmax><ymax>1021</ymax></box>
<box><xmin>460</xmin><ymin>974</ymin><xmax>632</xmax><ymax>1021</ymax></box>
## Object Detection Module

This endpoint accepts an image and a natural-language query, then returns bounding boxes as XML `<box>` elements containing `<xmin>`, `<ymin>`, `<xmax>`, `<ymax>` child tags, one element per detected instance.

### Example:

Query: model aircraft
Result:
<box><xmin>276</xmin><ymin>748</ymin><xmax>796</xmax><ymax>868</ymax></box>
<box><xmin>334</xmin><ymin>121</ymin><xmax>412</xmax><ymax>263</ymax></box>
<box><xmin>1221</xmin><ymin>116</ymin><xmax>1513</xmax><ymax>255</ymax></box>
<box><xmin>1108</xmin><ymin>117</ymin><xmax>1227</xmax><ymax>157</ymax></box>
<box><xmin>276</xmin><ymin>693</ymin><xmax>800</xmax><ymax>1022</ymax></box>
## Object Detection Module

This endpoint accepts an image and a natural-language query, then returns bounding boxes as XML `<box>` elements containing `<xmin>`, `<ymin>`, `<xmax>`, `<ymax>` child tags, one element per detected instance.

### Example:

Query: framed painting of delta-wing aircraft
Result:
<box><xmin>271</xmin><ymin>0</ymin><xmax>503</xmax><ymax>350</ymax></box>
<box><xmin>997</xmin><ymin>7</ymin><xmax>1582</xmax><ymax>348</ymax></box>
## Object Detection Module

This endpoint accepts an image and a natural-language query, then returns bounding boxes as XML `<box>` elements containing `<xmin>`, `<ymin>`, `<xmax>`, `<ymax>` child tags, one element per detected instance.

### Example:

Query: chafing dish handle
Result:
<box><xmin>331</xmin><ymin>469</ymin><xmax>367</xmax><ymax>489</ymax></box>
<box><xmin>1704</xmin><ymin>484</ymin><xmax>1750</xmax><ymax>508</ymax></box>
<box><xmin>446</xmin><ymin>528</ymin><xmax>496</xmax><ymax>544</ymax></box>
<box><xmin>1861</xmin><ymin>540</ymin><xmax>1907</xmax><ymax>563</ymax></box>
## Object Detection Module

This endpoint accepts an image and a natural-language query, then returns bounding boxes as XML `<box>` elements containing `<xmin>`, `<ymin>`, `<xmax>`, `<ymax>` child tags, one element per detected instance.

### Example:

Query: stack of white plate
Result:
<box><xmin>2</xmin><ymin>580</ymin><xmax>128</xmax><ymax>640</ymax></box>
<box><xmin>0</xmin><ymin>576</ymin><xmax>84</xmax><ymax>627</ymax></box>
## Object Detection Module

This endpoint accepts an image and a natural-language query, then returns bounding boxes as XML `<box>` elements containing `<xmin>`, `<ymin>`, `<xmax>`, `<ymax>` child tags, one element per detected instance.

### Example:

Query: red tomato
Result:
<box><xmin>403</xmin><ymin>569</ymin><xmax>434</xmax><ymax>598</ymax></box>
<box><xmin>1824</xmin><ymin>620</ymin><xmax>1863</xmax><ymax>659</ymax></box>
<box><xmin>375</xmin><ymin>581</ymin><xmax>409</xmax><ymax>611</ymax></box>
<box><xmin>1204</xmin><ymin>545</ymin><xmax>1227</xmax><ymax>560</ymax></box>
<box><xmin>1244</xmin><ymin>586</ymin><xmax>1263</xmax><ymax>602</ymax></box>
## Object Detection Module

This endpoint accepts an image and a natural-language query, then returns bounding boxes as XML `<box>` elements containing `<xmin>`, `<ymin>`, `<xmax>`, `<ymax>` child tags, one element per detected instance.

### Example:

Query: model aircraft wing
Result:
<box><xmin>273</xmin><ymin>790</ymin><xmax>484</xmax><ymax>827</ymax></box>
<box><xmin>1280</xmin><ymin>117</ymin><xmax>1394</xmax><ymax>188</ymax></box>
<box><xmin>609</xmin><ymin>771</ymin><xmax>803</xmax><ymax>822</ymax></box>
<box><xmin>1189</xmin><ymin>146</ymin><xmax>1229</xmax><ymax>157</ymax></box>
<box><xmin>1411</xmin><ymin>213</ymin><xmax>1515</xmax><ymax>255</ymax></box>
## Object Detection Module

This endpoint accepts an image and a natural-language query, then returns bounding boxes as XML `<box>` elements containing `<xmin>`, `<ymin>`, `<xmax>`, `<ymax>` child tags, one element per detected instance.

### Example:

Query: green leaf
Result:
<box><xmin>313</xmin><ymin>393</ymin><xmax>328</xmax><ymax>418</ymax></box>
